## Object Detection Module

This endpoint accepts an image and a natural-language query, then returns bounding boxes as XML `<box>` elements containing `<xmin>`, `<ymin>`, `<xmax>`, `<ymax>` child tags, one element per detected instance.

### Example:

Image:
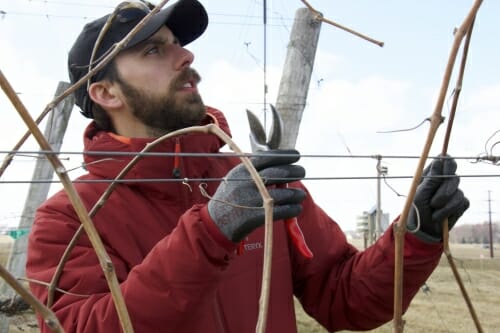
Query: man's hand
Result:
<box><xmin>408</xmin><ymin>156</ymin><xmax>470</xmax><ymax>242</ymax></box>
<box><xmin>208</xmin><ymin>149</ymin><xmax>306</xmax><ymax>243</ymax></box>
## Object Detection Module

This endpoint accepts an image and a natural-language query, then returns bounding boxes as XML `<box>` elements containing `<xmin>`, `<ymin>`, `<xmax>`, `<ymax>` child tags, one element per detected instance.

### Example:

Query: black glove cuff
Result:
<box><xmin>409</xmin><ymin>228</ymin><xmax>442</xmax><ymax>243</ymax></box>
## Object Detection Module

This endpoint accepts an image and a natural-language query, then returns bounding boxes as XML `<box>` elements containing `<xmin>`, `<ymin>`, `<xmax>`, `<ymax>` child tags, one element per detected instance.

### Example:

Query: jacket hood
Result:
<box><xmin>82</xmin><ymin>106</ymin><xmax>232</xmax><ymax>191</ymax></box>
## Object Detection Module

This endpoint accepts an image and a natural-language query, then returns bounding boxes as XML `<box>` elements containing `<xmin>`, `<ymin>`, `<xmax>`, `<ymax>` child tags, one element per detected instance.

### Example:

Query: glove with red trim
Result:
<box><xmin>208</xmin><ymin>149</ymin><xmax>306</xmax><ymax>243</ymax></box>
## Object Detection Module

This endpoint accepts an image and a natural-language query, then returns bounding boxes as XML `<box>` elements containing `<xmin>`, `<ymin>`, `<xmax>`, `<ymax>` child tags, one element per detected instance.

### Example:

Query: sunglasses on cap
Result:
<box><xmin>116</xmin><ymin>1</ymin><xmax>153</xmax><ymax>23</ymax></box>
<box><xmin>87</xmin><ymin>1</ymin><xmax>154</xmax><ymax>91</ymax></box>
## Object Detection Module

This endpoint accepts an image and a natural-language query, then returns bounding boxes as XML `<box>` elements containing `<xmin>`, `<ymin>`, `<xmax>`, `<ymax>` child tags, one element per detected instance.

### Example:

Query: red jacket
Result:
<box><xmin>27</xmin><ymin>107</ymin><xmax>443</xmax><ymax>332</ymax></box>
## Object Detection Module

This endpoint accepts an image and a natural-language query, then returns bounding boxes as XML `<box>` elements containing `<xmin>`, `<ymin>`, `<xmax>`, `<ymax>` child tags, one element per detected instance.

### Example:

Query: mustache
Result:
<box><xmin>173</xmin><ymin>68</ymin><xmax>201</xmax><ymax>89</ymax></box>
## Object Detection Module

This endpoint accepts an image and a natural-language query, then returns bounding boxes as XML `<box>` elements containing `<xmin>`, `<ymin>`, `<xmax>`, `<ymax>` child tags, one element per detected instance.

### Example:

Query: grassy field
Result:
<box><xmin>0</xmin><ymin>236</ymin><xmax>11</xmax><ymax>267</ymax></box>
<box><xmin>296</xmin><ymin>241</ymin><xmax>500</xmax><ymax>333</ymax></box>
<box><xmin>0</xmin><ymin>236</ymin><xmax>498</xmax><ymax>332</ymax></box>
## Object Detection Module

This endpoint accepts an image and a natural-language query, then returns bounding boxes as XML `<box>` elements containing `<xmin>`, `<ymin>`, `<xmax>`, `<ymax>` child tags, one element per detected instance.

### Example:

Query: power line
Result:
<box><xmin>1</xmin><ymin>174</ymin><xmax>500</xmax><ymax>185</ymax></box>
<box><xmin>0</xmin><ymin>150</ymin><xmax>498</xmax><ymax>160</ymax></box>
<box><xmin>7</xmin><ymin>0</ymin><xmax>296</xmax><ymax>21</ymax></box>
<box><xmin>0</xmin><ymin>10</ymin><xmax>92</xmax><ymax>20</ymax></box>
<box><xmin>0</xmin><ymin>9</ymin><xmax>294</xmax><ymax>25</ymax></box>
<box><xmin>11</xmin><ymin>0</ymin><xmax>115</xmax><ymax>9</ymax></box>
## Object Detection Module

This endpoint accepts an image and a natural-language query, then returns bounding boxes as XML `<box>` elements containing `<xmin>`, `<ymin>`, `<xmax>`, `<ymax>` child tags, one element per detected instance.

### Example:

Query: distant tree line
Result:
<box><xmin>450</xmin><ymin>222</ymin><xmax>500</xmax><ymax>244</ymax></box>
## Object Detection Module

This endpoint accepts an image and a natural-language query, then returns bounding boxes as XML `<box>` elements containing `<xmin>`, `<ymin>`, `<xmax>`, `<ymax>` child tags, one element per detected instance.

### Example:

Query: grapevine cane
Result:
<box><xmin>0</xmin><ymin>69</ymin><xmax>134</xmax><ymax>333</ymax></box>
<box><xmin>439</xmin><ymin>18</ymin><xmax>484</xmax><ymax>333</ymax></box>
<box><xmin>392</xmin><ymin>1</ymin><xmax>483</xmax><ymax>332</ymax></box>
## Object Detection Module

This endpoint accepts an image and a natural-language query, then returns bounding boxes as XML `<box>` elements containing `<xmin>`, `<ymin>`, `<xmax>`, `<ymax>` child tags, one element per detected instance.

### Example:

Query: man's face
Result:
<box><xmin>113</xmin><ymin>26</ymin><xmax>206</xmax><ymax>136</ymax></box>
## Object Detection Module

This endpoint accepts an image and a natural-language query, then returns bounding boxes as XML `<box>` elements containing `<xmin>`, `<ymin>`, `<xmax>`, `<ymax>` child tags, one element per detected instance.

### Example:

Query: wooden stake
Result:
<box><xmin>276</xmin><ymin>7</ymin><xmax>322</xmax><ymax>149</ymax></box>
<box><xmin>0</xmin><ymin>81</ymin><xmax>73</xmax><ymax>333</ymax></box>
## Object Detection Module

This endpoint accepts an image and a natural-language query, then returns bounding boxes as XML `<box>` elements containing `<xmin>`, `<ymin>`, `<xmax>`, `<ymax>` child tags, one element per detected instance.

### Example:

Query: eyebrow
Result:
<box><xmin>139</xmin><ymin>36</ymin><xmax>167</xmax><ymax>48</ymax></box>
<box><xmin>140</xmin><ymin>32</ymin><xmax>181</xmax><ymax>47</ymax></box>
<box><xmin>124</xmin><ymin>35</ymin><xmax>167</xmax><ymax>55</ymax></box>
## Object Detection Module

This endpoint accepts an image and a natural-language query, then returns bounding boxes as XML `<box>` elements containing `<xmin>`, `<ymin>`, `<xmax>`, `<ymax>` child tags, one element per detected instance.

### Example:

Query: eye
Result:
<box><xmin>145</xmin><ymin>46</ymin><xmax>159</xmax><ymax>55</ymax></box>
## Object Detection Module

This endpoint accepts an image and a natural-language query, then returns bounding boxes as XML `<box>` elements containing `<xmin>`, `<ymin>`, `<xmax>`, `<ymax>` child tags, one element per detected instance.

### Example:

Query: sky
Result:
<box><xmin>0</xmin><ymin>0</ymin><xmax>499</xmax><ymax>233</ymax></box>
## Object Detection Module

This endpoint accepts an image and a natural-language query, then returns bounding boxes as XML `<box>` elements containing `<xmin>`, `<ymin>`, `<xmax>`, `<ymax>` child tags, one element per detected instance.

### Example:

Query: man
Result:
<box><xmin>26</xmin><ymin>0</ymin><xmax>469</xmax><ymax>332</ymax></box>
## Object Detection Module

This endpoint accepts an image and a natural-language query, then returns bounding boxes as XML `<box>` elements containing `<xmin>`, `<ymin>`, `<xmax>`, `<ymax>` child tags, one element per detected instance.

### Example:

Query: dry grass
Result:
<box><xmin>296</xmin><ymin>241</ymin><xmax>500</xmax><ymax>333</ymax></box>
<box><xmin>0</xmin><ymin>236</ymin><xmax>498</xmax><ymax>332</ymax></box>
<box><xmin>296</xmin><ymin>264</ymin><xmax>500</xmax><ymax>332</ymax></box>
<box><xmin>0</xmin><ymin>236</ymin><xmax>12</xmax><ymax>267</ymax></box>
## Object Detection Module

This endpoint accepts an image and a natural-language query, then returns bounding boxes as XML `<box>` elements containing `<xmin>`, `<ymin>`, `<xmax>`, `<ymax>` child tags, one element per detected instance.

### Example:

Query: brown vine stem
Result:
<box><xmin>1</xmin><ymin>0</ymin><xmax>171</xmax><ymax>327</ymax></box>
<box><xmin>440</xmin><ymin>18</ymin><xmax>484</xmax><ymax>333</ymax></box>
<box><xmin>0</xmin><ymin>69</ymin><xmax>134</xmax><ymax>333</ymax></box>
<box><xmin>392</xmin><ymin>1</ymin><xmax>483</xmax><ymax>332</ymax></box>
<box><xmin>300</xmin><ymin>0</ymin><xmax>384</xmax><ymax>47</ymax></box>
<box><xmin>0</xmin><ymin>0</ymin><xmax>171</xmax><ymax>180</ymax></box>
<box><xmin>0</xmin><ymin>259</ymin><xmax>63</xmax><ymax>332</ymax></box>
<box><xmin>47</xmin><ymin>124</ymin><xmax>274</xmax><ymax>333</ymax></box>
<box><xmin>45</xmin><ymin>0</ymin><xmax>170</xmax><ymax>307</ymax></box>
<box><xmin>7</xmin><ymin>0</ymin><xmax>268</xmax><ymax>330</ymax></box>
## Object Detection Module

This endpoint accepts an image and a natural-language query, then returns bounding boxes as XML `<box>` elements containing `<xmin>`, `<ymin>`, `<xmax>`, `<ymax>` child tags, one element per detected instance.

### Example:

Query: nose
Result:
<box><xmin>176</xmin><ymin>47</ymin><xmax>194</xmax><ymax>70</ymax></box>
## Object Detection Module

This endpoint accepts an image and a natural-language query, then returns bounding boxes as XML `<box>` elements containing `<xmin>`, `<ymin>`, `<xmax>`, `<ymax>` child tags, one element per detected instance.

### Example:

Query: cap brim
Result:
<box><xmin>127</xmin><ymin>0</ymin><xmax>208</xmax><ymax>49</ymax></box>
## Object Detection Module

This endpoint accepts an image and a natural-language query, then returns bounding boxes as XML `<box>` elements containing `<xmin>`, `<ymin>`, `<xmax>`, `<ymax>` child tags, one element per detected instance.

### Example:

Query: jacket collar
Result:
<box><xmin>82</xmin><ymin>107</ymin><xmax>231</xmax><ymax>193</ymax></box>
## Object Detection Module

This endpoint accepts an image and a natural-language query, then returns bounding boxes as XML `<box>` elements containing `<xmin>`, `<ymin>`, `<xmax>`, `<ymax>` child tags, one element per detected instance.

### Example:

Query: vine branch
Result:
<box><xmin>439</xmin><ymin>17</ymin><xmax>484</xmax><ymax>333</ymax></box>
<box><xmin>300</xmin><ymin>0</ymin><xmax>384</xmax><ymax>47</ymax></box>
<box><xmin>0</xmin><ymin>0</ymin><xmax>171</xmax><ymax>180</ymax></box>
<box><xmin>392</xmin><ymin>1</ymin><xmax>483</xmax><ymax>332</ymax></box>
<box><xmin>0</xmin><ymin>69</ymin><xmax>134</xmax><ymax>333</ymax></box>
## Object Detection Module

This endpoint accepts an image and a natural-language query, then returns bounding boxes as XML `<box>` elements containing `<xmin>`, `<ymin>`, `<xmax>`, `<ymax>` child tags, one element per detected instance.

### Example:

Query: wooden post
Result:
<box><xmin>0</xmin><ymin>81</ymin><xmax>74</xmax><ymax>331</ymax></box>
<box><xmin>275</xmin><ymin>7</ymin><xmax>322</xmax><ymax>149</ymax></box>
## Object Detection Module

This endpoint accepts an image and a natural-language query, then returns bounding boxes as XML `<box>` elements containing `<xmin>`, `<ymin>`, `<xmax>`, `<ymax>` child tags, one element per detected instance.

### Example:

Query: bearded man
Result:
<box><xmin>26</xmin><ymin>1</ymin><xmax>469</xmax><ymax>332</ymax></box>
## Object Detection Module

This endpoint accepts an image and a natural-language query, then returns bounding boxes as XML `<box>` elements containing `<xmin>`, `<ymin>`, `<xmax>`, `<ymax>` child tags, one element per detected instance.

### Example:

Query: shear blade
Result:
<box><xmin>267</xmin><ymin>105</ymin><xmax>283</xmax><ymax>150</ymax></box>
<box><xmin>246</xmin><ymin>105</ymin><xmax>284</xmax><ymax>152</ymax></box>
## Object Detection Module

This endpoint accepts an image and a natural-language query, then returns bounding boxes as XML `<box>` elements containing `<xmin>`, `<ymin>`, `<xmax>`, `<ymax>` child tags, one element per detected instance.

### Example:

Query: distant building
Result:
<box><xmin>356</xmin><ymin>205</ymin><xmax>389</xmax><ymax>249</ymax></box>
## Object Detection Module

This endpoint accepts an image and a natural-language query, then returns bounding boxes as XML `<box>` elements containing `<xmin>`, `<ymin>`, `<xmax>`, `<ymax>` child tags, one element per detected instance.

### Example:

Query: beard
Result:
<box><xmin>117</xmin><ymin>68</ymin><xmax>206</xmax><ymax>137</ymax></box>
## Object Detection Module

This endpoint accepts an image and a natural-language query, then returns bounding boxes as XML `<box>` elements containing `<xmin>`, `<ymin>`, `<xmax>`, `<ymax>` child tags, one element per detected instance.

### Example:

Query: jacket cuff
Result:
<box><xmin>200</xmin><ymin>205</ymin><xmax>237</xmax><ymax>253</ymax></box>
<box><xmin>390</xmin><ymin>216</ymin><xmax>443</xmax><ymax>253</ymax></box>
<box><xmin>410</xmin><ymin>229</ymin><xmax>442</xmax><ymax>244</ymax></box>
<box><xmin>405</xmin><ymin>231</ymin><xmax>443</xmax><ymax>253</ymax></box>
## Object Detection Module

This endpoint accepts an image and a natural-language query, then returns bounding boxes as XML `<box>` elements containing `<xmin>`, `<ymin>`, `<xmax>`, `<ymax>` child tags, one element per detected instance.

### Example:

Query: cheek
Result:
<box><xmin>117</xmin><ymin>57</ymin><xmax>177</xmax><ymax>92</ymax></box>
<box><xmin>144</xmin><ymin>68</ymin><xmax>177</xmax><ymax>91</ymax></box>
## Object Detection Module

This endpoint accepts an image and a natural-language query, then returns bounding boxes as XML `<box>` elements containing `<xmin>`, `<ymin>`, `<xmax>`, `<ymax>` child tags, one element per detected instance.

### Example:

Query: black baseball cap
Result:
<box><xmin>68</xmin><ymin>0</ymin><xmax>208</xmax><ymax>118</ymax></box>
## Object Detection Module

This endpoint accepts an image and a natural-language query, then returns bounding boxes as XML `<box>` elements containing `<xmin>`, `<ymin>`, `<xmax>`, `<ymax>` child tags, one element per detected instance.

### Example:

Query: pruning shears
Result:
<box><xmin>246</xmin><ymin>105</ymin><xmax>313</xmax><ymax>259</ymax></box>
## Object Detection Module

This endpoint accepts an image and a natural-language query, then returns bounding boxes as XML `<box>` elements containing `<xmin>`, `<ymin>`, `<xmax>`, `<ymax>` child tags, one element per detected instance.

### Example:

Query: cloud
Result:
<box><xmin>0</xmin><ymin>40</ymin><xmax>83</xmax><ymax>225</ymax></box>
<box><xmin>201</xmin><ymin>59</ymin><xmax>284</xmax><ymax>152</ymax></box>
<box><xmin>1</xmin><ymin>17</ymin><xmax>499</xmax><ymax>232</ymax></box>
<box><xmin>295</xmin><ymin>76</ymin><xmax>420</xmax><ymax>229</ymax></box>
<box><xmin>199</xmin><ymin>56</ymin><xmax>424</xmax><ymax>230</ymax></box>
<box><xmin>198</xmin><ymin>49</ymin><xmax>500</xmax><ymax>231</ymax></box>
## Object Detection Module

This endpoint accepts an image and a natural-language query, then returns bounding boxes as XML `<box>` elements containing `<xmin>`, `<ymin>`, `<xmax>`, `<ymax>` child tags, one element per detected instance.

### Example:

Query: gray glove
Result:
<box><xmin>408</xmin><ymin>156</ymin><xmax>470</xmax><ymax>242</ymax></box>
<box><xmin>208</xmin><ymin>149</ymin><xmax>306</xmax><ymax>242</ymax></box>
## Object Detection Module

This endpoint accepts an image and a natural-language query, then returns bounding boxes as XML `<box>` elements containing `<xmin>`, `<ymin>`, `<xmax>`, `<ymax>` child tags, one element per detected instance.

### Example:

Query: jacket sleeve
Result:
<box><xmin>292</xmin><ymin>184</ymin><xmax>443</xmax><ymax>331</ymax></box>
<box><xmin>26</xmin><ymin>203</ymin><xmax>231</xmax><ymax>333</ymax></box>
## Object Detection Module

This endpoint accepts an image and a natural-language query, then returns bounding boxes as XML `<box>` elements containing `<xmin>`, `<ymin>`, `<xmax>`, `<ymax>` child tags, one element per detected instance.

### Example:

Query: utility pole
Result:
<box><xmin>275</xmin><ymin>7</ymin><xmax>322</xmax><ymax>149</ymax></box>
<box><xmin>375</xmin><ymin>156</ymin><xmax>387</xmax><ymax>241</ymax></box>
<box><xmin>375</xmin><ymin>156</ymin><xmax>382</xmax><ymax>242</ymax></box>
<box><xmin>0</xmin><ymin>81</ymin><xmax>74</xmax><ymax>332</ymax></box>
<box><xmin>488</xmin><ymin>190</ymin><xmax>494</xmax><ymax>258</ymax></box>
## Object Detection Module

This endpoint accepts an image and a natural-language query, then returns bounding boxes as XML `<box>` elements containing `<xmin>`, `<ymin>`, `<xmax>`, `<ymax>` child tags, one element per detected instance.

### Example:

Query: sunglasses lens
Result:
<box><xmin>117</xmin><ymin>7</ymin><xmax>148</xmax><ymax>23</ymax></box>
<box><xmin>116</xmin><ymin>1</ymin><xmax>151</xmax><ymax>23</ymax></box>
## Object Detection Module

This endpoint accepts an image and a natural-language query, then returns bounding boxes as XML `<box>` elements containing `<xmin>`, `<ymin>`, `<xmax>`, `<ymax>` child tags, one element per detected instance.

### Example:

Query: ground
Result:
<box><xmin>0</xmin><ymin>236</ymin><xmax>498</xmax><ymax>332</ymax></box>
<box><xmin>296</xmin><ymin>241</ymin><xmax>500</xmax><ymax>333</ymax></box>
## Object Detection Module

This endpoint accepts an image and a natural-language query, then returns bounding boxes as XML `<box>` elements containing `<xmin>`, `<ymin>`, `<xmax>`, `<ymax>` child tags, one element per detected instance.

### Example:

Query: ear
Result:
<box><xmin>88</xmin><ymin>81</ymin><xmax>124</xmax><ymax>110</ymax></box>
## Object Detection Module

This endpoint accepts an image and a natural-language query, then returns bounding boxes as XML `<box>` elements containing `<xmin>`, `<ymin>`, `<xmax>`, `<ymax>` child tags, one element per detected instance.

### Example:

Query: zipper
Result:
<box><xmin>171</xmin><ymin>137</ymin><xmax>193</xmax><ymax>211</ymax></box>
<box><xmin>172</xmin><ymin>137</ymin><xmax>181</xmax><ymax>178</ymax></box>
